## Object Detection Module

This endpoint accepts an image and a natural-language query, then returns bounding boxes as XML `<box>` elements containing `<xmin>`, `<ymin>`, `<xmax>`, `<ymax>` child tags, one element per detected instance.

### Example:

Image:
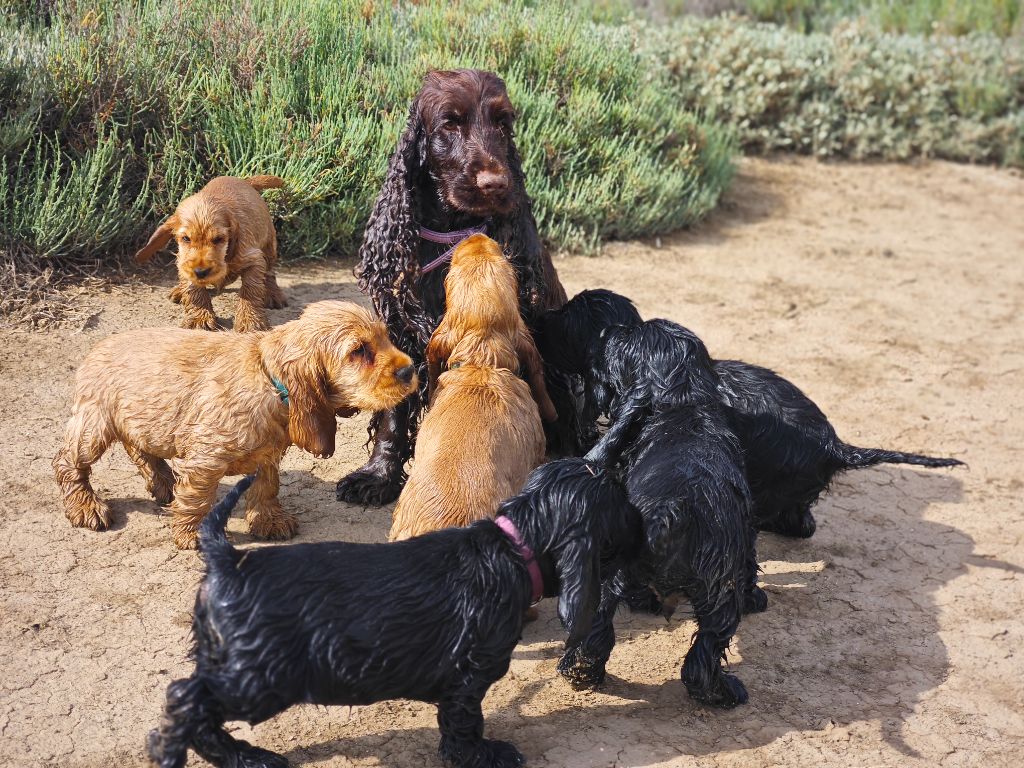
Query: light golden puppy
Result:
<box><xmin>135</xmin><ymin>175</ymin><xmax>287</xmax><ymax>333</ymax></box>
<box><xmin>388</xmin><ymin>234</ymin><xmax>555</xmax><ymax>541</ymax></box>
<box><xmin>54</xmin><ymin>301</ymin><xmax>417</xmax><ymax>549</ymax></box>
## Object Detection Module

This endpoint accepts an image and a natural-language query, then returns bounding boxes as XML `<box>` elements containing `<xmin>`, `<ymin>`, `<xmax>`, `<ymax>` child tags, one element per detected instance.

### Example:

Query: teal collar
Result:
<box><xmin>270</xmin><ymin>376</ymin><xmax>289</xmax><ymax>406</ymax></box>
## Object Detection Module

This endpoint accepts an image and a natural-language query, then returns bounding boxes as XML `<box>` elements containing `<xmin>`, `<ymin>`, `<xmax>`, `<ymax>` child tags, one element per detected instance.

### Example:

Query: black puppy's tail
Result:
<box><xmin>834</xmin><ymin>443</ymin><xmax>964</xmax><ymax>470</ymax></box>
<box><xmin>199</xmin><ymin>473</ymin><xmax>256</xmax><ymax>562</ymax></box>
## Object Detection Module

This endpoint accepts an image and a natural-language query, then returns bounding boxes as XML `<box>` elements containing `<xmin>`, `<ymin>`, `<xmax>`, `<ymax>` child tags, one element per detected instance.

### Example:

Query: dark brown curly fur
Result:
<box><xmin>336</xmin><ymin>69</ymin><xmax>573</xmax><ymax>506</ymax></box>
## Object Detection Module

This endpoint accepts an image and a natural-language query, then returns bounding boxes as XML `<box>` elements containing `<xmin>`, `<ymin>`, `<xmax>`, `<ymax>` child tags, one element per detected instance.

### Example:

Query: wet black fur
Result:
<box><xmin>555</xmin><ymin>317</ymin><xmax>764</xmax><ymax>708</ymax></box>
<box><xmin>537</xmin><ymin>289</ymin><xmax>964</xmax><ymax>539</ymax></box>
<box><xmin>148</xmin><ymin>459</ymin><xmax>640</xmax><ymax>768</ymax></box>
<box><xmin>336</xmin><ymin>70</ymin><xmax>574</xmax><ymax>507</ymax></box>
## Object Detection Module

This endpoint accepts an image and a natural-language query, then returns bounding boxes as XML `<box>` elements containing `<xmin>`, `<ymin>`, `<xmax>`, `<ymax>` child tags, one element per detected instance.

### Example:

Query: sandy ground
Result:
<box><xmin>1</xmin><ymin>156</ymin><xmax>1022</xmax><ymax>768</ymax></box>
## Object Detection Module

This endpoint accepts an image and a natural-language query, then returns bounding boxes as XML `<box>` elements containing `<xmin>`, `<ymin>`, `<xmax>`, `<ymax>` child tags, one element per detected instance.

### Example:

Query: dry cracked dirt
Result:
<box><xmin>1</xmin><ymin>157</ymin><xmax>1022</xmax><ymax>767</ymax></box>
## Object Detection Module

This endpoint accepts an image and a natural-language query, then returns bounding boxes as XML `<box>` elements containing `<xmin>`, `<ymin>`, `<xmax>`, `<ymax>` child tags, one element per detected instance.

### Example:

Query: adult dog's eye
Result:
<box><xmin>441</xmin><ymin>114</ymin><xmax>461</xmax><ymax>131</ymax></box>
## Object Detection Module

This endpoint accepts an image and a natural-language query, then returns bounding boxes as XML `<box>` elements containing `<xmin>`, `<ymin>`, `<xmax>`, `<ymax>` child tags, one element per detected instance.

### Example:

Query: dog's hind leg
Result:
<box><xmin>245</xmin><ymin>462</ymin><xmax>298</xmax><ymax>541</ymax></box>
<box><xmin>149</xmin><ymin>676</ymin><xmax>287</xmax><ymax>768</ymax></box>
<box><xmin>53</xmin><ymin>408</ymin><xmax>116</xmax><ymax>531</ymax></box>
<box><xmin>742</xmin><ymin>529</ymin><xmax>768</xmax><ymax>614</ymax></box>
<box><xmin>557</xmin><ymin>586</ymin><xmax>620</xmax><ymax>689</ymax></box>
<box><xmin>234</xmin><ymin>260</ymin><xmax>270</xmax><ymax>333</ymax></box>
<box><xmin>682</xmin><ymin>586</ymin><xmax>747</xmax><ymax>708</ymax></box>
<box><xmin>124</xmin><ymin>443</ymin><xmax>175</xmax><ymax>506</ymax></box>
<box><xmin>437</xmin><ymin>690</ymin><xmax>523</xmax><ymax>768</ymax></box>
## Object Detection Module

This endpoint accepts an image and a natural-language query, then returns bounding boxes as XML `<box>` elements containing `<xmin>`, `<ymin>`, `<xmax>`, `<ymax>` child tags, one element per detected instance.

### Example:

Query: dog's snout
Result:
<box><xmin>476</xmin><ymin>170</ymin><xmax>508</xmax><ymax>196</ymax></box>
<box><xmin>194</xmin><ymin>267</ymin><xmax>211</xmax><ymax>279</ymax></box>
<box><xmin>395</xmin><ymin>365</ymin><xmax>415</xmax><ymax>385</ymax></box>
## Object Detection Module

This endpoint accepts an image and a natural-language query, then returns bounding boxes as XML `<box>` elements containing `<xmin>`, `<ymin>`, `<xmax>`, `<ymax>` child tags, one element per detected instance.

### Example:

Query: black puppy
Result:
<box><xmin>148</xmin><ymin>459</ymin><xmax>640</xmax><ymax>768</ymax></box>
<box><xmin>559</xmin><ymin>319</ymin><xmax>763</xmax><ymax>708</ymax></box>
<box><xmin>537</xmin><ymin>289</ymin><xmax>963</xmax><ymax>539</ymax></box>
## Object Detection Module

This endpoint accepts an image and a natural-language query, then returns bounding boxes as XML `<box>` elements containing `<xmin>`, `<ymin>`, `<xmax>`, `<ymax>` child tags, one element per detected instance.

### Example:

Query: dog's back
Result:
<box><xmin>390</xmin><ymin>364</ymin><xmax>545</xmax><ymax>540</ymax></box>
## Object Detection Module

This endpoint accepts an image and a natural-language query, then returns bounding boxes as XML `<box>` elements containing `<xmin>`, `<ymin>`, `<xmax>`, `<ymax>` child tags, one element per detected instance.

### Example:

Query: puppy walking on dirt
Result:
<box><xmin>53</xmin><ymin>301</ymin><xmax>417</xmax><ymax>549</ymax></box>
<box><xmin>135</xmin><ymin>175</ymin><xmax>287</xmax><ymax>332</ymax></box>
<box><xmin>389</xmin><ymin>234</ymin><xmax>556</xmax><ymax>541</ymax></box>
<box><xmin>147</xmin><ymin>459</ymin><xmax>641</xmax><ymax>768</ymax></box>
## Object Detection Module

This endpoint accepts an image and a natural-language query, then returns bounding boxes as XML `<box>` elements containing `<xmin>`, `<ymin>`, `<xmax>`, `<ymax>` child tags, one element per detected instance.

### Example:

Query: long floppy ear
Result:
<box><xmin>556</xmin><ymin>534</ymin><xmax>602</xmax><ymax>647</ymax></box>
<box><xmin>355</xmin><ymin>100</ymin><xmax>430</xmax><ymax>350</ymax></box>
<box><xmin>134</xmin><ymin>216</ymin><xmax>177</xmax><ymax>264</ymax></box>
<box><xmin>516</xmin><ymin>325</ymin><xmax>558</xmax><ymax>422</ymax></box>
<box><xmin>425</xmin><ymin>323</ymin><xmax>455</xmax><ymax>401</ymax></box>
<box><xmin>286</xmin><ymin>363</ymin><xmax>337</xmax><ymax>459</ymax></box>
<box><xmin>584</xmin><ymin>381</ymin><xmax>650</xmax><ymax>468</ymax></box>
<box><xmin>225</xmin><ymin>213</ymin><xmax>241</xmax><ymax>266</ymax></box>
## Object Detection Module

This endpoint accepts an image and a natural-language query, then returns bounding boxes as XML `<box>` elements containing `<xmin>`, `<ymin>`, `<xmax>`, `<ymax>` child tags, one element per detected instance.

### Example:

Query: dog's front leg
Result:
<box><xmin>169</xmin><ymin>460</ymin><xmax>227</xmax><ymax>549</ymax></box>
<box><xmin>245</xmin><ymin>461</ymin><xmax>298</xmax><ymax>541</ymax></box>
<box><xmin>335</xmin><ymin>400</ymin><xmax>412</xmax><ymax>506</ymax></box>
<box><xmin>179</xmin><ymin>283</ymin><xmax>219</xmax><ymax>331</ymax></box>
<box><xmin>234</xmin><ymin>261</ymin><xmax>270</xmax><ymax>333</ymax></box>
<box><xmin>437</xmin><ymin>693</ymin><xmax>523</xmax><ymax>768</ymax></box>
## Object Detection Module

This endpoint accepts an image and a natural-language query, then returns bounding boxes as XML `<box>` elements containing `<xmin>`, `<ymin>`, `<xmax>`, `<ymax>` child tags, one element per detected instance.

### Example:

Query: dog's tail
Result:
<box><xmin>834</xmin><ymin>442</ymin><xmax>965</xmax><ymax>470</ymax></box>
<box><xmin>245</xmin><ymin>175</ymin><xmax>285</xmax><ymax>193</ymax></box>
<box><xmin>198</xmin><ymin>474</ymin><xmax>256</xmax><ymax>561</ymax></box>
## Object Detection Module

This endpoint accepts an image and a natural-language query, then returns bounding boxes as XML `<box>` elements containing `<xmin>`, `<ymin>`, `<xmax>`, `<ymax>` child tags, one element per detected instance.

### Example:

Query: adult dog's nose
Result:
<box><xmin>395</xmin><ymin>365</ymin><xmax>415</xmax><ymax>385</ymax></box>
<box><xmin>476</xmin><ymin>170</ymin><xmax>508</xmax><ymax>196</ymax></box>
<box><xmin>194</xmin><ymin>267</ymin><xmax>211</xmax><ymax>279</ymax></box>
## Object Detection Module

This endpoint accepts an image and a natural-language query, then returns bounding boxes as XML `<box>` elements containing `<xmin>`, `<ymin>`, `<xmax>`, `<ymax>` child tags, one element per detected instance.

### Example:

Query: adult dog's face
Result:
<box><xmin>417</xmin><ymin>69</ymin><xmax>518</xmax><ymax>217</ymax></box>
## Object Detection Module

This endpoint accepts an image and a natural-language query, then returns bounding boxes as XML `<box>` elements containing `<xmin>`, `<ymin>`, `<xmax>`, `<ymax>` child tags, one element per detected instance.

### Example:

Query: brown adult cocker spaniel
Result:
<box><xmin>54</xmin><ymin>301</ymin><xmax>417</xmax><ymax>549</ymax></box>
<box><xmin>135</xmin><ymin>175</ymin><xmax>287</xmax><ymax>333</ymax></box>
<box><xmin>388</xmin><ymin>234</ymin><xmax>555</xmax><ymax>541</ymax></box>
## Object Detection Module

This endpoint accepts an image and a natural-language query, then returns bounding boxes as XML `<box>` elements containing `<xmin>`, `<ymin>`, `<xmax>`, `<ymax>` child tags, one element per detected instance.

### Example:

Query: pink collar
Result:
<box><xmin>494</xmin><ymin>516</ymin><xmax>544</xmax><ymax>604</ymax></box>
<box><xmin>418</xmin><ymin>221</ymin><xmax>489</xmax><ymax>274</ymax></box>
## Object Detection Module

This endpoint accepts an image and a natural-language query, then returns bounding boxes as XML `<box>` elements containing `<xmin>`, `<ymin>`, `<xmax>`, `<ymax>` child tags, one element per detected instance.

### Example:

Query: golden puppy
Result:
<box><xmin>388</xmin><ymin>234</ymin><xmax>555</xmax><ymax>541</ymax></box>
<box><xmin>54</xmin><ymin>301</ymin><xmax>417</xmax><ymax>549</ymax></box>
<box><xmin>135</xmin><ymin>175</ymin><xmax>287</xmax><ymax>333</ymax></box>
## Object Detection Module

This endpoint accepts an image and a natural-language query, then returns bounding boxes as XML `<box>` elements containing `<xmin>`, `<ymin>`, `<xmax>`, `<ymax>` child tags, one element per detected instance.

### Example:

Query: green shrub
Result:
<box><xmin>0</xmin><ymin>0</ymin><xmax>734</xmax><ymax>276</ymax></box>
<box><xmin>651</xmin><ymin>16</ymin><xmax>1024</xmax><ymax>164</ymax></box>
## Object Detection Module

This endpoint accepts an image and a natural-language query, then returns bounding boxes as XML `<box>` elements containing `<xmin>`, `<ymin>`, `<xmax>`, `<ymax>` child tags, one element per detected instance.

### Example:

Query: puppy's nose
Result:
<box><xmin>395</xmin><ymin>365</ymin><xmax>415</xmax><ymax>385</ymax></box>
<box><xmin>194</xmin><ymin>267</ymin><xmax>211</xmax><ymax>279</ymax></box>
<box><xmin>476</xmin><ymin>170</ymin><xmax>508</xmax><ymax>196</ymax></box>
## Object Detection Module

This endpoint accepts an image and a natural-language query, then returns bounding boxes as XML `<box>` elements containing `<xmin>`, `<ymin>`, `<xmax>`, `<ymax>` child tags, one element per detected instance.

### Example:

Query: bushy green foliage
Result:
<box><xmin>651</xmin><ymin>16</ymin><xmax>1024</xmax><ymax>164</ymax></box>
<box><xmin>0</xmin><ymin>0</ymin><xmax>734</xmax><ymax>272</ymax></box>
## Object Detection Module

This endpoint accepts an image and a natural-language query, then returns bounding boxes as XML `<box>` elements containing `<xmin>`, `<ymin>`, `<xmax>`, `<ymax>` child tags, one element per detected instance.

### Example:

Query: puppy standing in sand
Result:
<box><xmin>135</xmin><ymin>175</ymin><xmax>287</xmax><ymax>332</ymax></box>
<box><xmin>388</xmin><ymin>234</ymin><xmax>557</xmax><ymax>541</ymax></box>
<box><xmin>53</xmin><ymin>301</ymin><xmax>417</xmax><ymax>549</ymax></box>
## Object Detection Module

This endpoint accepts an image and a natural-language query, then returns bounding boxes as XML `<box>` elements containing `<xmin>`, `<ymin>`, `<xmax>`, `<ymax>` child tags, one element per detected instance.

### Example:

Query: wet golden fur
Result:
<box><xmin>135</xmin><ymin>175</ymin><xmax>287</xmax><ymax>333</ymax></box>
<box><xmin>389</xmin><ymin>235</ymin><xmax>554</xmax><ymax>540</ymax></box>
<box><xmin>54</xmin><ymin>301</ymin><xmax>416</xmax><ymax>549</ymax></box>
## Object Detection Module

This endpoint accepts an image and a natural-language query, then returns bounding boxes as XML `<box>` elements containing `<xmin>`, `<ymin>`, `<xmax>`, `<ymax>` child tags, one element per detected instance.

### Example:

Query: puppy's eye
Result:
<box><xmin>350</xmin><ymin>342</ymin><xmax>374</xmax><ymax>363</ymax></box>
<box><xmin>180</xmin><ymin>235</ymin><xmax>191</xmax><ymax>245</ymax></box>
<box><xmin>212</xmin><ymin>236</ymin><xmax>225</xmax><ymax>245</ymax></box>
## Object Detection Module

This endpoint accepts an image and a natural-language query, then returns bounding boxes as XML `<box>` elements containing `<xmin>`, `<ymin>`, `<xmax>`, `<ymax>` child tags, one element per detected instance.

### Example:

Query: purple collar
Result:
<box><xmin>494</xmin><ymin>516</ymin><xmax>544</xmax><ymax>604</ymax></box>
<box><xmin>418</xmin><ymin>221</ymin><xmax>489</xmax><ymax>274</ymax></box>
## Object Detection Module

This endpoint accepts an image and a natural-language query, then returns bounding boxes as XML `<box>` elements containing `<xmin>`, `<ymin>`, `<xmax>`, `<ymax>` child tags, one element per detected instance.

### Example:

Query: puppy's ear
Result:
<box><xmin>225</xmin><ymin>213</ymin><xmax>241</xmax><ymax>265</ymax></box>
<box><xmin>425</xmin><ymin>324</ymin><xmax>455</xmax><ymax>400</ymax></box>
<box><xmin>135</xmin><ymin>216</ymin><xmax>177</xmax><ymax>263</ymax></box>
<box><xmin>287</xmin><ymin>365</ymin><xmax>337</xmax><ymax>459</ymax></box>
<box><xmin>556</xmin><ymin>535</ymin><xmax>602</xmax><ymax>647</ymax></box>
<box><xmin>516</xmin><ymin>326</ymin><xmax>558</xmax><ymax>422</ymax></box>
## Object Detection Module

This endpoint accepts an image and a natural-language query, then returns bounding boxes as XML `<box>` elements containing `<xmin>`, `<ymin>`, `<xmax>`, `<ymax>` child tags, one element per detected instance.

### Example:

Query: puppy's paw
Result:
<box><xmin>480</xmin><ymin>739</ymin><xmax>525</xmax><ymax>768</ymax></box>
<box><xmin>336</xmin><ymin>469</ymin><xmax>403</xmax><ymax>506</ymax></box>
<box><xmin>66</xmin><ymin>497</ymin><xmax>113</xmax><ymax>531</ymax></box>
<box><xmin>247</xmin><ymin>510</ymin><xmax>298</xmax><ymax>541</ymax></box>
<box><xmin>266</xmin><ymin>289</ymin><xmax>288</xmax><ymax>310</ymax></box>
<box><xmin>182</xmin><ymin>312</ymin><xmax>219</xmax><ymax>332</ymax></box>
<box><xmin>761</xmin><ymin>507</ymin><xmax>816</xmax><ymax>539</ymax></box>
<box><xmin>233</xmin><ymin>312</ymin><xmax>270</xmax><ymax>334</ymax></box>
<box><xmin>147</xmin><ymin>478</ymin><xmax>174</xmax><ymax>507</ymax></box>
<box><xmin>168</xmin><ymin>284</ymin><xmax>186</xmax><ymax>305</ymax></box>
<box><xmin>743</xmin><ymin>585</ymin><xmax>768</xmax><ymax>614</ymax></box>
<box><xmin>235</xmin><ymin>741</ymin><xmax>289</xmax><ymax>768</ymax></box>
<box><xmin>684</xmin><ymin>669</ymin><xmax>748</xmax><ymax>709</ymax></box>
<box><xmin>171</xmin><ymin>524</ymin><xmax>199</xmax><ymax>550</ymax></box>
<box><xmin>556</xmin><ymin>646</ymin><xmax>606</xmax><ymax>690</ymax></box>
